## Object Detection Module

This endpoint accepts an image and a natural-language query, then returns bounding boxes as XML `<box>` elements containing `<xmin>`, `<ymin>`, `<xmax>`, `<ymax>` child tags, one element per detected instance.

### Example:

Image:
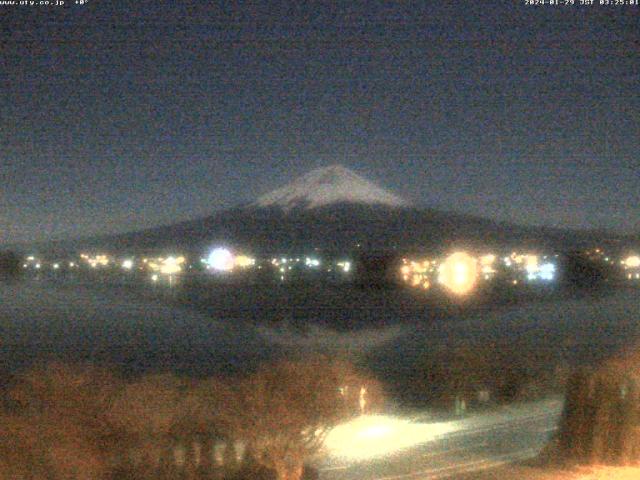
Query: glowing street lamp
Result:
<box><xmin>207</xmin><ymin>248</ymin><xmax>234</xmax><ymax>272</ymax></box>
<box><xmin>624</xmin><ymin>255</ymin><xmax>640</xmax><ymax>268</ymax></box>
<box><xmin>438</xmin><ymin>252</ymin><xmax>478</xmax><ymax>295</ymax></box>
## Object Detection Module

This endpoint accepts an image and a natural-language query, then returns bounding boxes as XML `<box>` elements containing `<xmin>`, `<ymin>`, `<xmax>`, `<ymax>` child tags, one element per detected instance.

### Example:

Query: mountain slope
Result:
<box><xmin>31</xmin><ymin>166</ymin><xmax>634</xmax><ymax>256</ymax></box>
<box><xmin>39</xmin><ymin>202</ymin><xmax>629</xmax><ymax>257</ymax></box>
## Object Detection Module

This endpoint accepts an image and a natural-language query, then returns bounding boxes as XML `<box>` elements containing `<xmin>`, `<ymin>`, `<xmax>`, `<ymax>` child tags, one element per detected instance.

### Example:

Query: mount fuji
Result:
<box><xmin>39</xmin><ymin>165</ymin><xmax>629</xmax><ymax>256</ymax></box>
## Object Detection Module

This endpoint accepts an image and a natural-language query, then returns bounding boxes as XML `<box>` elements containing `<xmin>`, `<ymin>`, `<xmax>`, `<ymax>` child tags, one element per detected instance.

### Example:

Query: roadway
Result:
<box><xmin>319</xmin><ymin>397</ymin><xmax>563</xmax><ymax>480</ymax></box>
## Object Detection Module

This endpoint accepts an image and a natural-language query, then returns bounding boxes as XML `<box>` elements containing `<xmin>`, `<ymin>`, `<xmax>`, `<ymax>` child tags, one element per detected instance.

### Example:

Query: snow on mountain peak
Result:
<box><xmin>254</xmin><ymin>165</ymin><xmax>409</xmax><ymax>211</ymax></box>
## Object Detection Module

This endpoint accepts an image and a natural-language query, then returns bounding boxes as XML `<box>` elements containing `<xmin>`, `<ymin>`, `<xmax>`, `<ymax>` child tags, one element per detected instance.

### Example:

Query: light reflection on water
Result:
<box><xmin>149</xmin><ymin>274</ymin><xmax>182</xmax><ymax>288</ymax></box>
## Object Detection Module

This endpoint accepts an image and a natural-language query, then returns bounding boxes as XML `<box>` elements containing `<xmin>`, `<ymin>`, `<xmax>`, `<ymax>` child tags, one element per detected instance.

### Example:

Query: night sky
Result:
<box><xmin>2</xmin><ymin>1</ymin><xmax>639</xmax><ymax>244</ymax></box>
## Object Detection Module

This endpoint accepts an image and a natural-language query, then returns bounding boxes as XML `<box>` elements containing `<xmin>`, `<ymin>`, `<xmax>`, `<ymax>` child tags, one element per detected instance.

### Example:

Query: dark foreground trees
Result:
<box><xmin>409</xmin><ymin>339</ymin><xmax>558</xmax><ymax>411</ymax></box>
<box><xmin>558</xmin><ymin>353</ymin><xmax>640</xmax><ymax>465</ymax></box>
<box><xmin>0</xmin><ymin>250</ymin><xmax>21</xmax><ymax>280</ymax></box>
<box><xmin>231</xmin><ymin>357</ymin><xmax>383</xmax><ymax>480</ymax></box>
<box><xmin>0</xmin><ymin>358</ymin><xmax>382</xmax><ymax>480</ymax></box>
<box><xmin>1</xmin><ymin>362</ymin><xmax>121</xmax><ymax>480</ymax></box>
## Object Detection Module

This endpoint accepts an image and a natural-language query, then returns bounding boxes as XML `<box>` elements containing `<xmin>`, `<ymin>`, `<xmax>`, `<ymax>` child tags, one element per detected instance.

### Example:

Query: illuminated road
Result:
<box><xmin>319</xmin><ymin>397</ymin><xmax>563</xmax><ymax>480</ymax></box>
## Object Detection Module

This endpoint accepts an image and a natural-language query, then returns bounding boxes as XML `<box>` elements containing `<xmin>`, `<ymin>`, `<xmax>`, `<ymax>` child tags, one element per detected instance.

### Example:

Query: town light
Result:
<box><xmin>438</xmin><ymin>252</ymin><xmax>478</xmax><ymax>295</ymax></box>
<box><xmin>527</xmin><ymin>262</ymin><xmax>556</xmax><ymax>282</ymax></box>
<box><xmin>624</xmin><ymin>255</ymin><xmax>640</xmax><ymax>268</ymax></box>
<box><xmin>234</xmin><ymin>255</ymin><xmax>256</xmax><ymax>268</ymax></box>
<box><xmin>160</xmin><ymin>256</ymin><xmax>184</xmax><ymax>275</ymax></box>
<box><xmin>207</xmin><ymin>248</ymin><xmax>234</xmax><ymax>271</ymax></box>
<box><xmin>305</xmin><ymin>257</ymin><xmax>320</xmax><ymax>267</ymax></box>
<box><xmin>480</xmin><ymin>254</ymin><xmax>496</xmax><ymax>266</ymax></box>
<box><xmin>524</xmin><ymin>255</ymin><xmax>539</xmax><ymax>274</ymax></box>
<box><xmin>122</xmin><ymin>259</ymin><xmax>134</xmax><ymax>270</ymax></box>
<box><xmin>337</xmin><ymin>261</ymin><xmax>351</xmax><ymax>273</ymax></box>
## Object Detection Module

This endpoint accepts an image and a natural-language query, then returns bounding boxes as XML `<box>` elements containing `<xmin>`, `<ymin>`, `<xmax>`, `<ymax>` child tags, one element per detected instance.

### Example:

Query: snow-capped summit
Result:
<box><xmin>254</xmin><ymin>165</ymin><xmax>409</xmax><ymax>211</ymax></box>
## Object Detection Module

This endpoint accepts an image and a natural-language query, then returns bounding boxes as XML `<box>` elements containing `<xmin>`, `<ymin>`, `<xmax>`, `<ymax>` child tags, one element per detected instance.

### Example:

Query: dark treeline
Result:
<box><xmin>0</xmin><ymin>250</ymin><xmax>21</xmax><ymax>280</ymax></box>
<box><xmin>396</xmin><ymin>338</ymin><xmax>568</xmax><ymax>410</ymax></box>
<box><xmin>558</xmin><ymin>351</ymin><xmax>640</xmax><ymax>466</ymax></box>
<box><xmin>0</xmin><ymin>358</ymin><xmax>383</xmax><ymax>480</ymax></box>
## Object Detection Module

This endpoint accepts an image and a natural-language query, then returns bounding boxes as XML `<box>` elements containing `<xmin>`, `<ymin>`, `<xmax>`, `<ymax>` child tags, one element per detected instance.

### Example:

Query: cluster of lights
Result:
<box><xmin>267</xmin><ymin>256</ymin><xmax>351</xmax><ymax>281</ymax></box>
<box><xmin>503</xmin><ymin>252</ymin><xmax>557</xmax><ymax>283</ymax></box>
<box><xmin>23</xmin><ymin>255</ymin><xmax>79</xmax><ymax>271</ymax></box>
<box><xmin>160</xmin><ymin>256</ymin><xmax>185</xmax><ymax>275</ymax></box>
<box><xmin>584</xmin><ymin>247</ymin><xmax>617</xmax><ymax>265</ymax></box>
<box><xmin>504</xmin><ymin>252</ymin><xmax>538</xmax><ymax>270</ymax></box>
<box><xmin>401</xmin><ymin>252</ymin><xmax>486</xmax><ymax>294</ymax></box>
<box><xmin>25</xmin><ymin>244</ymin><xmax>639</xmax><ymax>291</ymax></box>
<box><xmin>23</xmin><ymin>256</ymin><xmax>40</xmax><ymax>270</ymax></box>
<box><xmin>271</xmin><ymin>255</ymin><xmax>319</xmax><ymax>267</ymax></box>
<box><xmin>400</xmin><ymin>258</ymin><xmax>436</xmax><ymax>290</ymax></box>
<box><xmin>147</xmin><ymin>256</ymin><xmax>186</xmax><ymax>275</ymax></box>
<box><xmin>400</xmin><ymin>250</ymin><xmax>561</xmax><ymax>292</ymax></box>
<box><xmin>587</xmin><ymin>248</ymin><xmax>611</xmax><ymax>261</ymax></box>
<box><xmin>80</xmin><ymin>253</ymin><xmax>110</xmax><ymax>268</ymax></box>
<box><xmin>401</xmin><ymin>252</ymin><xmax>490</xmax><ymax>295</ymax></box>
<box><xmin>24</xmin><ymin>250</ymin><xmax>357</xmax><ymax>281</ymax></box>
<box><xmin>479</xmin><ymin>254</ymin><xmax>497</xmax><ymax>280</ymax></box>
<box><xmin>269</xmin><ymin>256</ymin><xmax>295</xmax><ymax>281</ymax></box>
<box><xmin>305</xmin><ymin>257</ymin><xmax>321</xmax><ymax>267</ymax></box>
<box><xmin>623</xmin><ymin>255</ymin><xmax>640</xmax><ymax>282</ymax></box>
<box><xmin>234</xmin><ymin>255</ymin><xmax>256</xmax><ymax>268</ymax></box>
<box><xmin>527</xmin><ymin>262</ymin><xmax>556</xmax><ymax>282</ymax></box>
<box><xmin>337</xmin><ymin>261</ymin><xmax>352</xmax><ymax>273</ymax></box>
<box><xmin>203</xmin><ymin>250</ymin><xmax>345</xmax><ymax>280</ymax></box>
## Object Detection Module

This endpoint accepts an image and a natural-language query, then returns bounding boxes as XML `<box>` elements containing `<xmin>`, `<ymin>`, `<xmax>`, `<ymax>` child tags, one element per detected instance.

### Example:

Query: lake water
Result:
<box><xmin>2</xmin><ymin>277</ymin><xmax>639</xmax><ymax>391</ymax></box>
